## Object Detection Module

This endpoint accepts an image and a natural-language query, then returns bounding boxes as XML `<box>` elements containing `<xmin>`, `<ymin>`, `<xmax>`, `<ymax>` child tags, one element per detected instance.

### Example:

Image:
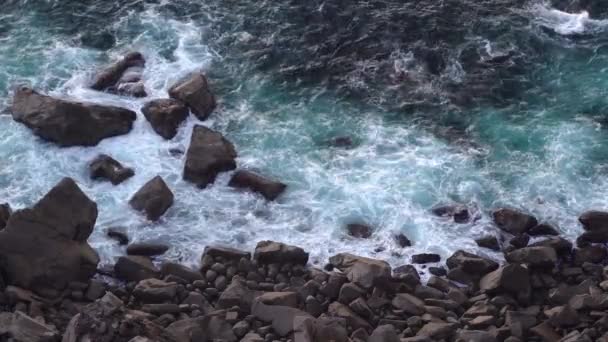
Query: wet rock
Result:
<box><xmin>577</xmin><ymin>230</ymin><xmax>608</xmax><ymax>245</ymax></box>
<box><xmin>412</xmin><ymin>253</ymin><xmax>441</xmax><ymax>264</ymax></box>
<box><xmin>133</xmin><ymin>279</ymin><xmax>178</xmax><ymax>303</ymax></box>
<box><xmin>169</xmin><ymin>72</ymin><xmax>216</xmax><ymax>120</ymax></box>
<box><xmin>85</xmin><ymin>280</ymin><xmax>106</xmax><ymax>301</ymax></box>
<box><xmin>11</xmin><ymin>87</ymin><xmax>136</xmax><ymax>146</ymax></box>
<box><xmin>446</xmin><ymin>250</ymin><xmax>498</xmax><ymax>275</ymax></box>
<box><xmin>475</xmin><ymin>235</ymin><xmax>500</xmax><ymax>251</ymax></box>
<box><xmin>183</xmin><ymin>125</ymin><xmax>237</xmax><ymax>188</ymax></box>
<box><xmin>182</xmin><ymin>291</ymin><xmax>214</xmax><ymax>314</ymax></box>
<box><xmin>142</xmin><ymin>99</ymin><xmax>189</xmax><ymax>140</ymax></box>
<box><xmin>89</xmin><ymin>154</ymin><xmax>135</xmax><ymax>185</ymax></box>
<box><xmin>431</xmin><ymin>204</ymin><xmax>470</xmax><ymax>223</ymax></box>
<box><xmin>0</xmin><ymin>178</ymin><xmax>99</xmax><ymax>297</ymax></box>
<box><xmin>106</xmin><ymin>226</ymin><xmax>129</xmax><ymax>245</ymax></box>
<box><xmin>91</xmin><ymin>51</ymin><xmax>145</xmax><ymax>93</ymax></box>
<box><xmin>0</xmin><ymin>311</ymin><xmax>59</xmax><ymax>341</ymax></box>
<box><xmin>346</xmin><ymin>223</ymin><xmax>373</xmax><ymax>239</ymax></box>
<box><xmin>395</xmin><ymin>233</ymin><xmax>412</xmax><ymax>247</ymax></box>
<box><xmin>492</xmin><ymin>208</ymin><xmax>538</xmax><ymax>235</ymax></box>
<box><xmin>579</xmin><ymin>210</ymin><xmax>608</xmax><ymax>231</ymax></box>
<box><xmin>129</xmin><ymin>176</ymin><xmax>174</xmax><ymax>221</ymax></box>
<box><xmin>509</xmin><ymin>234</ymin><xmax>530</xmax><ymax>249</ymax></box>
<box><xmin>329</xmin><ymin>253</ymin><xmax>391</xmax><ymax>289</ymax></box>
<box><xmin>114</xmin><ymin>256</ymin><xmax>160</xmax><ymax>282</ymax></box>
<box><xmin>127</xmin><ymin>242</ymin><xmax>170</xmax><ymax>257</ymax></box>
<box><xmin>327</xmin><ymin>136</ymin><xmax>354</xmax><ymax>148</ymax></box>
<box><xmin>254</xmin><ymin>240</ymin><xmax>309</xmax><ymax>265</ymax></box>
<box><xmin>528</xmin><ymin>223</ymin><xmax>559</xmax><ymax>236</ymax></box>
<box><xmin>506</xmin><ymin>246</ymin><xmax>558</xmax><ymax>268</ymax></box>
<box><xmin>228</xmin><ymin>170</ymin><xmax>287</xmax><ymax>201</ymax></box>
<box><xmin>0</xmin><ymin>203</ymin><xmax>11</xmax><ymax>230</ymax></box>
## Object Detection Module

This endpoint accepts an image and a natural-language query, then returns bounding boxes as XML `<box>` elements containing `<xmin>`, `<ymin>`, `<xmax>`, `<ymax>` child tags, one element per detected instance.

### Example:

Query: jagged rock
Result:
<box><xmin>202</xmin><ymin>245</ymin><xmax>251</xmax><ymax>262</ymax></box>
<box><xmin>446</xmin><ymin>250</ymin><xmax>498</xmax><ymax>275</ymax></box>
<box><xmin>183</xmin><ymin>125</ymin><xmax>237</xmax><ymax>188</ymax></box>
<box><xmin>417</xmin><ymin>322</ymin><xmax>457</xmax><ymax>340</ymax></box>
<box><xmin>395</xmin><ymin>233</ymin><xmax>412</xmax><ymax>247</ymax></box>
<box><xmin>129</xmin><ymin>176</ymin><xmax>174</xmax><ymax>221</ymax></box>
<box><xmin>475</xmin><ymin>235</ymin><xmax>500</xmax><ymax>251</ymax></box>
<box><xmin>0</xmin><ymin>178</ymin><xmax>99</xmax><ymax>297</ymax></box>
<box><xmin>392</xmin><ymin>293</ymin><xmax>425</xmax><ymax>315</ymax></box>
<box><xmin>346</xmin><ymin>223</ymin><xmax>373</xmax><ymax>238</ymax></box>
<box><xmin>431</xmin><ymin>204</ymin><xmax>470</xmax><ymax>223</ymax></box>
<box><xmin>217</xmin><ymin>278</ymin><xmax>256</xmax><ymax>312</ymax></box>
<box><xmin>169</xmin><ymin>72</ymin><xmax>216</xmax><ymax>120</ymax></box>
<box><xmin>114</xmin><ymin>256</ymin><xmax>160</xmax><ymax>282</ymax></box>
<box><xmin>329</xmin><ymin>253</ymin><xmax>391</xmax><ymax>289</ymax></box>
<box><xmin>327</xmin><ymin>302</ymin><xmax>372</xmax><ymax>332</ymax></box>
<box><xmin>133</xmin><ymin>279</ymin><xmax>178</xmax><ymax>303</ymax></box>
<box><xmin>479</xmin><ymin>264</ymin><xmax>529</xmax><ymax>294</ymax></box>
<box><xmin>412</xmin><ymin>253</ymin><xmax>441</xmax><ymax>264</ymax></box>
<box><xmin>0</xmin><ymin>311</ymin><xmax>59</xmax><ymax>342</ymax></box>
<box><xmin>106</xmin><ymin>226</ymin><xmax>129</xmax><ymax>245</ymax></box>
<box><xmin>254</xmin><ymin>240</ymin><xmax>309</xmax><ymax>265</ymax></box>
<box><xmin>253</xmin><ymin>299</ymin><xmax>313</xmax><ymax>336</ymax></box>
<box><xmin>89</xmin><ymin>154</ymin><xmax>135</xmax><ymax>185</ymax></box>
<box><xmin>492</xmin><ymin>208</ymin><xmax>538</xmax><ymax>235</ymax></box>
<box><xmin>506</xmin><ymin>246</ymin><xmax>557</xmax><ymax>268</ymax></box>
<box><xmin>91</xmin><ymin>51</ymin><xmax>146</xmax><ymax>94</ymax></box>
<box><xmin>369</xmin><ymin>324</ymin><xmax>400</xmax><ymax>342</ymax></box>
<box><xmin>229</xmin><ymin>170</ymin><xmax>287</xmax><ymax>201</ymax></box>
<box><xmin>529</xmin><ymin>224</ymin><xmax>559</xmax><ymax>236</ymax></box>
<box><xmin>339</xmin><ymin>283</ymin><xmax>366</xmax><ymax>304</ymax></box>
<box><xmin>0</xmin><ymin>203</ymin><xmax>11</xmax><ymax>230</ymax></box>
<box><xmin>85</xmin><ymin>280</ymin><xmax>106</xmax><ymax>301</ymax></box>
<box><xmin>142</xmin><ymin>99</ymin><xmax>189</xmax><ymax>140</ymax></box>
<box><xmin>161</xmin><ymin>262</ymin><xmax>204</xmax><ymax>283</ymax></box>
<box><xmin>127</xmin><ymin>242</ymin><xmax>170</xmax><ymax>257</ymax></box>
<box><xmin>11</xmin><ymin>87</ymin><xmax>136</xmax><ymax>146</ymax></box>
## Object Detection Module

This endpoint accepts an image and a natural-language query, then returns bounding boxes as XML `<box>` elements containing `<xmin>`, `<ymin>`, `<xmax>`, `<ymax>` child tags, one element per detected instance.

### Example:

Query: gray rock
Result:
<box><xmin>416</xmin><ymin>322</ymin><xmax>457</xmax><ymax>340</ymax></box>
<box><xmin>0</xmin><ymin>311</ymin><xmax>58</xmax><ymax>342</ymax></box>
<box><xmin>161</xmin><ymin>262</ymin><xmax>204</xmax><ymax>283</ymax></box>
<box><xmin>327</xmin><ymin>302</ymin><xmax>372</xmax><ymax>332</ymax></box>
<box><xmin>446</xmin><ymin>250</ymin><xmax>498</xmax><ymax>275</ymax></box>
<box><xmin>475</xmin><ymin>235</ymin><xmax>500</xmax><ymax>251</ymax></box>
<box><xmin>252</xmin><ymin>299</ymin><xmax>313</xmax><ymax>336</ymax></box>
<box><xmin>479</xmin><ymin>264</ymin><xmax>530</xmax><ymax>294</ymax></box>
<box><xmin>369</xmin><ymin>324</ymin><xmax>399</xmax><ymax>342</ymax></box>
<box><xmin>217</xmin><ymin>278</ymin><xmax>256</xmax><ymax>312</ymax></box>
<box><xmin>256</xmin><ymin>292</ymin><xmax>298</xmax><ymax>307</ymax></box>
<box><xmin>0</xmin><ymin>203</ymin><xmax>11</xmax><ymax>230</ymax></box>
<box><xmin>392</xmin><ymin>293</ymin><xmax>425</xmax><ymax>315</ymax></box>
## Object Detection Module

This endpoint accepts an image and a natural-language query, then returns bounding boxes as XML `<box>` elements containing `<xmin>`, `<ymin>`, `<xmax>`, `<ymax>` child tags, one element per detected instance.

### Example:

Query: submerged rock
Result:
<box><xmin>395</xmin><ymin>233</ymin><xmax>412</xmax><ymax>247</ymax></box>
<box><xmin>10</xmin><ymin>87</ymin><xmax>136</xmax><ymax>147</ymax></box>
<box><xmin>183</xmin><ymin>125</ymin><xmax>237</xmax><ymax>188</ymax></box>
<box><xmin>89</xmin><ymin>154</ymin><xmax>135</xmax><ymax>185</ymax></box>
<box><xmin>142</xmin><ymin>98</ymin><xmax>189</xmax><ymax>140</ymax></box>
<box><xmin>169</xmin><ymin>72</ymin><xmax>216</xmax><ymax>120</ymax></box>
<box><xmin>346</xmin><ymin>223</ymin><xmax>373</xmax><ymax>239</ymax></box>
<box><xmin>129</xmin><ymin>176</ymin><xmax>174</xmax><ymax>221</ymax></box>
<box><xmin>431</xmin><ymin>204</ymin><xmax>470</xmax><ymax>223</ymax></box>
<box><xmin>91</xmin><ymin>51</ymin><xmax>147</xmax><ymax>97</ymax></box>
<box><xmin>106</xmin><ymin>226</ymin><xmax>129</xmax><ymax>245</ymax></box>
<box><xmin>0</xmin><ymin>178</ymin><xmax>99</xmax><ymax>297</ymax></box>
<box><xmin>229</xmin><ymin>170</ymin><xmax>287</xmax><ymax>201</ymax></box>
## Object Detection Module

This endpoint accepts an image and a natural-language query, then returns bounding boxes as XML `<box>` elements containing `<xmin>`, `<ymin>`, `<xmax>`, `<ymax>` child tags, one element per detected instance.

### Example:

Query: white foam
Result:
<box><xmin>531</xmin><ymin>2</ymin><xmax>608</xmax><ymax>35</ymax></box>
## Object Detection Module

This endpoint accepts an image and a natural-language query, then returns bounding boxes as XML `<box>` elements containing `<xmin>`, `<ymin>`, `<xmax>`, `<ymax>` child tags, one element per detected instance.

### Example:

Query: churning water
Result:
<box><xmin>2</xmin><ymin>0</ymin><xmax>608</xmax><ymax>268</ymax></box>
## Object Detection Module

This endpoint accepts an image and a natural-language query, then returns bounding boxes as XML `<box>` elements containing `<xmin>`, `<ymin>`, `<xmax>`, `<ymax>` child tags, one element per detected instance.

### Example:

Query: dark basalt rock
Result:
<box><xmin>129</xmin><ymin>176</ymin><xmax>174</xmax><ymax>221</ymax></box>
<box><xmin>126</xmin><ymin>242</ymin><xmax>170</xmax><ymax>257</ymax></box>
<box><xmin>412</xmin><ymin>253</ymin><xmax>441</xmax><ymax>264</ymax></box>
<box><xmin>327</xmin><ymin>136</ymin><xmax>354</xmax><ymax>148</ymax></box>
<box><xmin>183</xmin><ymin>125</ymin><xmax>237</xmax><ymax>188</ymax></box>
<box><xmin>395</xmin><ymin>233</ymin><xmax>412</xmax><ymax>247</ymax></box>
<box><xmin>10</xmin><ymin>87</ymin><xmax>136</xmax><ymax>147</ymax></box>
<box><xmin>579</xmin><ymin>210</ymin><xmax>608</xmax><ymax>231</ymax></box>
<box><xmin>475</xmin><ymin>235</ymin><xmax>500</xmax><ymax>251</ymax></box>
<box><xmin>91</xmin><ymin>51</ymin><xmax>147</xmax><ymax>97</ymax></box>
<box><xmin>446</xmin><ymin>250</ymin><xmax>498</xmax><ymax>275</ymax></box>
<box><xmin>106</xmin><ymin>226</ymin><xmax>129</xmax><ymax>245</ymax></box>
<box><xmin>254</xmin><ymin>240</ymin><xmax>309</xmax><ymax>265</ymax></box>
<box><xmin>0</xmin><ymin>203</ymin><xmax>11</xmax><ymax>230</ymax></box>
<box><xmin>346</xmin><ymin>223</ymin><xmax>373</xmax><ymax>239</ymax></box>
<box><xmin>0</xmin><ymin>178</ymin><xmax>99</xmax><ymax>298</ymax></box>
<box><xmin>89</xmin><ymin>154</ymin><xmax>134</xmax><ymax>185</ymax></box>
<box><xmin>431</xmin><ymin>204</ymin><xmax>470</xmax><ymax>223</ymax></box>
<box><xmin>228</xmin><ymin>170</ymin><xmax>287</xmax><ymax>201</ymax></box>
<box><xmin>492</xmin><ymin>208</ymin><xmax>538</xmax><ymax>235</ymax></box>
<box><xmin>329</xmin><ymin>253</ymin><xmax>391</xmax><ymax>289</ymax></box>
<box><xmin>169</xmin><ymin>72</ymin><xmax>216</xmax><ymax>120</ymax></box>
<box><xmin>142</xmin><ymin>99</ymin><xmax>189</xmax><ymax>140</ymax></box>
<box><xmin>114</xmin><ymin>255</ymin><xmax>159</xmax><ymax>282</ymax></box>
<box><xmin>203</xmin><ymin>245</ymin><xmax>251</xmax><ymax>262</ymax></box>
<box><xmin>505</xmin><ymin>246</ymin><xmax>557</xmax><ymax>268</ymax></box>
<box><xmin>528</xmin><ymin>223</ymin><xmax>559</xmax><ymax>236</ymax></box>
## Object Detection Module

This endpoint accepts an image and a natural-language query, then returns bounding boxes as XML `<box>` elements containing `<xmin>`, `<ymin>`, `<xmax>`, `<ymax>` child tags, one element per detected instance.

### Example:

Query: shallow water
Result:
<box><xmin>2</xmin><ymin>0</ymin><xmax>608</xmax><ymax>268</ymax></box>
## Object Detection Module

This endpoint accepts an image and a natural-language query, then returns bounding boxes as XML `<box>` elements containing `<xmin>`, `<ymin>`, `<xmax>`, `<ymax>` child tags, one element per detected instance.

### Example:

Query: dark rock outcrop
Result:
<box><xmin>346</xmin><ymin>223</ymin><xmax>373</xmax><ymax>239</ymax></box>
<box><xmin>11</xmin><ymin>87</ymin><xmax>136</xmax><ymax>146</ymax></box>
<box><xmin>431</xmin><ymin>204</ymin><xmax>470</xmax><ymax>223</ymax></box>
<box><xmin>129</xmin><ymin>176</ymin><xmax>174</xmax><ymax>221</ymax></box>
<box><xmin>0</xmin><ymin>178</ymin><xmax>99</xmax><ymax>297</ymax></box>
<box><xmin>0</xmin><ymin>203</ymin><xmax>11</xmax><ymax>230</ymax></box>
<box><xmin>106</xmin><ymin>226</ymin><xmax>129</xmax><ymax>245</ymax></box>
<box><xmin>183</xmin><ymin>125</ymin><xmax>237</xmax><ymax>188</ymax></box>
<box><xmin>229</xmin><ymin>170</ymin><xmax>287</xmax><ymax>201</ymax></box>
<box><xmin>91</xmin><ymin>51</ymin><xmax>147</xmax><ymax>97</ymax></box>
<box><xmin>89</xmin><ymin>154</ymin><xmax>135</xmax><ymax>185</ymax></box>
<box><xmin>412</xmin><ymin>253</ymin><xmax>441</xmax><ymax>264</ymax></box>
<box><xmin>169</xmin><ymin>72</ymin><xmax>216</xmax><ymax>120</ymax></box>
<box><xmin>492</xmin><ymin>208</ymin><xmax>538</xmax><ymax>235</ymax></box>
<box><xmin>126</xmin><ymin>242</ymin><xmax>170</xmax><ymax>257</ymax></box>
<box><xmin>329</xmin><ymin>253</ymin><xmax>391</xmax><ymax>289</ymax></box>
<box><xmin>475</xmin><ymin>235</ymin><xmax>500</xmax><ymax>251</ymax></box>
<box><xmin>114</xmin><ymin>256</ymin><xmax>160</xmax><ymax>282</ymax></box>
<box><xmin>142</xmin><ymin>99</ymin><xmax>189</xmax><ymax>140</ymax></box>
<box><xmin>505</xmin><ymin>246</ymin><xmax>557</xmax><ymax>268</ymax></box>
<box><xmin>254</xmin><ymin>241</ymin><xmax>309</xmax><ymax>265</ymax></box>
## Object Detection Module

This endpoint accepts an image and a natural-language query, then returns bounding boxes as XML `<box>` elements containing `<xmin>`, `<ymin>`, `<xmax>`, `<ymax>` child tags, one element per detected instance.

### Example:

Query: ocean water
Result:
<box><xmin>1</xmin><ymin>0</ymin><xmax>608</xmax><ymax>268</ymax></box>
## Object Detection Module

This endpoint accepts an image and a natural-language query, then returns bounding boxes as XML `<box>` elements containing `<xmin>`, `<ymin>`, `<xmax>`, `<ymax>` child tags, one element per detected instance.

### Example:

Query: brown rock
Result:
<box><xmin>129</xmin><ymin>176</ymin><xmax>174</xmax><ymax>221</ymax></box>
<box><xmin>169</xmin><ymin>72</ymin><xmax>216</xmax><ymax>120</ymax></box>
<box><xmin>89</xmin><ymin>154</ymin><xmax>134</xmax><ymax>185</ymax></box>
<box><xmin>229</xmin><ymin>170</ymin><xmax>287</xmax><ymax>201</ymax></box>
<box><xmin>142</xmin><ymin>99</ymin><xmax>189</xmax><ymax>140</ymax></box>
<box><xmin>183</xmin><ymin>125</ymin><xmax>237</xmax><ymax>188</ymax></box>
<box><xmin>492</xmin><ymin>208</ymin><xmax>537</xmax><ymax>235</ymax></box>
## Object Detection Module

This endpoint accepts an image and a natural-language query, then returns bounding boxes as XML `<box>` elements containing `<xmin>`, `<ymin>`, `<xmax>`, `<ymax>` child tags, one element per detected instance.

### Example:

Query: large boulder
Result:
<box><xmin>91</xmin><ymin>51</ymin><xmax>147</xmax><ymax>97</ymax></box>
<box><xmin>479</xmin><ymin>264</ymin><xmax>530</xmax><ymax>294</ymax></box>
<box><xmin>202</xmin><ymin>245</ymin><xmax>251</xmax><ymax>262</ymax></box>
<box><xmin>505</xmin><ymin>246</ymin><xmax>557</xmax><ymax>268</ymax></box>
<box><xmin>492</xmin><ymin>208</ymin><xmax>537</xmax><ymax>235</ymax></box>
<box><xmin>329</xmin><ymin>253</ymin><xmax>391</xmax><ymax>289</ymax></box>
<box><xmin>114</xmin><ymin>256</ymin><xmax>160</xmax><ymax>282</ymax></box>
<box><xmin>579</xmin><ymin>210</ymin><xmax>608</xmax><ymax>231</ymax></box>
<box><xmin>254</xmin><ymin>241</ymin><xmax>309</xmax><ymax>265</ymax></box>
<box><xmin>142</xmin><ymin>99</ymin><xmax>189</xmax><ymax>140</ymax></box>
<box><xmin>0</xmin><ymin>178</ymin><xmax>99</xmax><ymax>297</ymax></box>
<box><xmin>446</xmin><ymin>250</ymin><xmax>498</xmax><ymax>276</ymax></box>
<box><xmin>11</xmin><ymin>87</ymin><xmax>136</xmax><ymax>146</ymax></box>
<box><xmin>229</xmin><ymin>170</ymin><xmax>287</xmax><ymax>201</ymax></box>
<box><xmin>169</xmin><ymin>72</ymin><xmax>216</xmax><ymax>120</ymax></box>
<box><xmin>129</xmin><ymin>176</ymin><xmax>174</xmax><ymax>221</ymax></box>
<box><xmin>89</xmin><ymin>154</ymin><xmax>135</xmax><ymax>185</ymax></box>
<box><xmin>183</xmin><ymin>125</ymin><xmax>237</xmax><ymax>188</ymax></box>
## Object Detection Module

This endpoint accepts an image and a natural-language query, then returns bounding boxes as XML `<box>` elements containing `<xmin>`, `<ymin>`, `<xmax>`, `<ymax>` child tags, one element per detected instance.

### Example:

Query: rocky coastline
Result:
<box><xmin>2</xmin><ymin>52</ymin><xmax>608</xmax><ymax>342</ymax></box>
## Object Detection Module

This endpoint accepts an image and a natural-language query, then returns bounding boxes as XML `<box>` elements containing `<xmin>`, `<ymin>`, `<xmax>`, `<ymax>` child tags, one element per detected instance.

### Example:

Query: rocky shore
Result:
<box><xmin>3</xmin><ymin>52</ymin><xmax>608</xmax><ymax>342</ymax></box>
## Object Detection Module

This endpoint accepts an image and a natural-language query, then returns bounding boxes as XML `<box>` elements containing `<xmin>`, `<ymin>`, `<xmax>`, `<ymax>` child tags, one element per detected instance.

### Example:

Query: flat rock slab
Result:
<box><xmin>11</xmin><ymin>87</ymin><xmax>136</xmax><ymax>147</ymax></box>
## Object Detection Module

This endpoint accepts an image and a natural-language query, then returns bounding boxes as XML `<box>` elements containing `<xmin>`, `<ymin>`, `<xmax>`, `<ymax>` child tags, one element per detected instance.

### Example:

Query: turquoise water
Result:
<box><xmin>1</xmin><ymin>0</ymin><xmax>608</xmax><ymax>267</ymax></box>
